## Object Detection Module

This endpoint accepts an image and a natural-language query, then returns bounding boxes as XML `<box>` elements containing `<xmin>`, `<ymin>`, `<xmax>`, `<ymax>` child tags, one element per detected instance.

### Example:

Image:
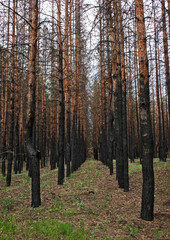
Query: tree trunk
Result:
<box><xmin>14</xmin><ymin>0</ymin><xmax>20</xmax><ymax>175</ymax></box>
<box><xmin>135</xmin><ymin>0</ymin><xmax>154</xmax><ymax>221</ymax></box>
<box><xmin>2</xmin><ymin>0</ymin><xmax>10</xmax><ymax>177</ymax></box>
<box><xmin>118</xmin><ymin>0</ymin><xmax>129</xmax><ymax>191</ymax></box>
<box><xmin>6</xmin><ymin>0</ymin><xmax>15</xmax><ymax>186</ymax></box>
<box><xmin>1</xmin><ymin>23</ymin><xmax>5</xmax><ymax>176</ymax></box>
<box><xmin>153</xmin><ymin>3</ymin><xmax>163</xmax><ymax>161</ymax></box>
<box><xmin>50</xmin><ymin>0</ymin><xmax>57</xmax><ymax>170</ymax></box>
<box><xmin>26</xmin><ymin>0</ymin><xmax>41</xmax><ymax>207</ymax></box>
<box><xmin>161</xmin><ymin>0</ymin><xmax>170</xmax><ymax>149</ymax></box>
<box><xmin>64</xmin><ymin>0</ymin><xmax>71</xmax><ymax>177</ymax></box>
<box><xmin>57</xmin><ymin>0</ymin><xmax>65</xmax><ymax>185</ymax></box>
<box><xmin>113</xmin><ymin>0</ymin><xmax>124</xmax><ymax>188</ymax></box>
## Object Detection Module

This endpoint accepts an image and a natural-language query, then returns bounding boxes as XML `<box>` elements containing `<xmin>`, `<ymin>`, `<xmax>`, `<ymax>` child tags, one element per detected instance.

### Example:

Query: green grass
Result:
<box><xmin>128</xmin><ymin>158</ymin><xmax>170</xmax><ymax>177</ymax></box>
<box><xmin>0</xmin><ymin>215</ymin><xmax>20</xmax><ymax>240</ymax></box>
<box><xmin>129</xmin><ymin>161</ymin><xmax>142</xmax><ymax>176</ymax></box>
<box><xmin>0</xmin><ymin>217</ymin><xmax>89</xmax><ymax>240</ymax></box>
<box><xmin>63</xmin><ymin>209</ymin><xmax>76</xmax><ymax>217</ymax></box>
<box><xmin>24</xmin><ymin>219</ymin><xmax>89</xmax><ymax>240</ymax></box>
<box><xmin>19</xmin><ymin>175</ymin><xmax>31</xmax><ymax>186</ymax></box>
<box><xmin>117</xmin><ymin>215</ymin><xmax>124</xmax><ymax>223</ymax></box>
<box><xmin>75</xmin><ymin>181</ymin><xmax>85</xmax><ymax>188</ymax></box>
<box><xmin>76</xmin><ymin>200</ymin><xmax>85</xmax><ymax>209</ymax></box>
<box><xmin>49</xmin><ymin>195</ymin><xmax>65</xmax><ymax>213</ymax></box>
<box><xmin>123</xmin><ymin>223</ymin><xmax>139</xmax><ymax>237</ymax></box>
<box><xmin>153</xmin><ymin>229</ymin><xmax>170</xmax><ymax>239</ymax></box>
<box><xmin>1</xmin><ymin>198</ymin><xmax>14</xmax><ymax>210</ymax></box>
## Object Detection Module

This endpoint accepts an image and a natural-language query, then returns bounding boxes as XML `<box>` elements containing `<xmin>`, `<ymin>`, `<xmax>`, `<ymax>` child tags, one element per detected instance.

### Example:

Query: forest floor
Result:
<box><xmin>0</xmin><ymin>158</ymin><xmax>170</xmax><ymax>240</ymax></box>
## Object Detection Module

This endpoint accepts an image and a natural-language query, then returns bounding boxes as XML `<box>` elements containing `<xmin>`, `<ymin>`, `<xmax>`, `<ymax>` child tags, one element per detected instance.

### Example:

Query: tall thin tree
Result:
<box><xmin>26</xmin><ymin>0</ymin><xmax>41</xmax><ymax>207</ymax></box>
<box><xmin>135</xmin><ymin>0</ymin><xmax>154</xmax><ymax>221</ymax></box>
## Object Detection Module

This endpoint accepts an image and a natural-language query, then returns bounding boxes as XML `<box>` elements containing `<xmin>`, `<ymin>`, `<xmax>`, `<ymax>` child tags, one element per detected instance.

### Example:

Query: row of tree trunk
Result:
<box><xmin>0</xmin><ymin>0</ymin><xmax>87</xmax><ymax>207</ymax></box>
<box><xmin>91</xmin><ymin>0</ymin><xmax>169</xmax><ymax>221</ymax></box>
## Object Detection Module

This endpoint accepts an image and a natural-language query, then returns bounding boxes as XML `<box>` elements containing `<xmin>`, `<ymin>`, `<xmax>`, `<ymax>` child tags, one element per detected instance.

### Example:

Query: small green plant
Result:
<box><xmin>1</xmin><ymin>198</ymin><xmax>14</xmax><ymax>210</ymax></box>
<box><xmin>87</xmin><ymin>208</ymin><xmax>97</xmax><ymax>215</ymax></box>
<box><xmin>20</xmin><ymin>175</ymin><xmax>31</xmax><ymax>186</ymax></box>
<box><xmin>124</xmin><ymin>224</ymin><xmax>139</xmax><ymax>237</ymax></box>
<box><xmin>49</xmin><ymin>195</ymin><xmax>64</xmax><ymax>213</ymax></box>
<box><xmin>69</xmin><ymin>173</ymin><xmax>75</xmax><ymax>179</ymax></box>
<box><xmin>102</xmin><ymin>225</ymin><xmax>106</xmax><ymax>230</ymax></box>
<box><xmin>54</xmin><ymin>195</ymin><xmax>64</xmax><ymax>213</ymax></box>
<box><xmin>95</xmin><ymin>170</ymin><xmax>99</xmax><ymax>176</ymax></box>
<box><xmin>76</xmin><ymin>200</ymin><xmax>85</xmax><ymax>209</ymax></box>
<box><xmin>117</xmin><ymin>215</ymin><xmax>124</xmax><ymax>223</ymax></box>
<box><xmin>105</xmin><ymin>195</ymin><xmax>110</xmax><ymax>203</ymax></box>
<box><xmin>75</xmin><ymin>181</ymin><xmax>85</xmax><ymax>188</ymax></box>
<box><xmin>64</xmin><ymin>209</ymin><xmax>76</xmax><ymax>217</ymax></box>
<box><xmin>153</xmin><ymin>229</ymin><xmax>167</xmax><ymax>239</ymax></box>
<box><xmin>41</xmin><ymin>182</ymin><xmax>47</xmax><ymax>189</ymax></box>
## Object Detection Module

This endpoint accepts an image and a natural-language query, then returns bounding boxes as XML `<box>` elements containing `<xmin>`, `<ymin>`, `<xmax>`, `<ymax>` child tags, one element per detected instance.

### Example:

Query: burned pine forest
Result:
<box><xmin>0</xmin><ymin>0</ymin><xmax>170</xmax><ymax>239</ymax></box>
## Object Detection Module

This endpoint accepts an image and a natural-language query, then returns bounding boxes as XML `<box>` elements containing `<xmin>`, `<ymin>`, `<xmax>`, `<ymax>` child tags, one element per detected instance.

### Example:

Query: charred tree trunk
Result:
<box><xmin>26</xmin><ymin>0</ymin><xmax>41</xmax><ymax>208</ymax></box>
<box><xmin>14</xmin><ymin>0</ymin><xmax>20</xmax><ymax>175</ymax></box>
<box><xmin>2</xmin><ymin>0</ymin><xmax>10</xmax><ymax>177</ymax></box>
<box><xmin>118</xmin><ymin>0</ymin><xmax>129</xmax><ymax>191</ymax></box>
<box><xmin>135</xmin><ymin>0</ymin><xmax>154</xmax><ymax>221</ymax></box>
<box><xmin>161</xmin><ymin>0</ymin><xmax>170</xmax><ymax>149</ymax></box>
<box><xmin>57</xmin><ymin>0</ymin><xmax>65</xmax><ymax>185</ymax></box>
<box><xmin>6</xmin><ymin>0</ymin><xmax>15</xmax><ymax>186</ymax></box>
<box><xmin>65</xmin><ymin>0</ymin><xmax>71</xmax><ymax>177</ymax></box>
<box><xmin>153</xmin><ymin>4</ymin><xmax>164</xmax><ymax>161</ymax></box>
<box><xmin>50</xmin><ymin>0</ymin><xmax>57</xmax><ymax>170</ymax></box>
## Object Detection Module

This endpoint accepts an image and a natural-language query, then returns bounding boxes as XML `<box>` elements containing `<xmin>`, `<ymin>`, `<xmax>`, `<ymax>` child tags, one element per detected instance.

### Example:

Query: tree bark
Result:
<box><xmin>161</xmin><ymin>0</ymin><xmax>170</xmax><ymax>149</ymax></box>
<box><xmin>6</xmin><ymin>0</ymin><xmax>15</xmax><ymax>186</ymax></box>
<box><xmin>135</xmin><ymin>0</ymin><xmax>154</xmax><ymax>221</ymax></box>
<box><xmin>26</xmin><ymin>0</ymin><xmax>41</xmax><ymax>207</ymax></box>
<box><xmin>118</xmin><ymin>0</ymin><xmax>129</xmax><ymax>191</ymax></box>
<box><xmin>2</xmin><ymin>0</ymin><xmax>10</xmax><ymax>177</ymax></box>
<box><xmin>57</xmin><ymin>0</ymin><xmax>65</xmax><ymax>185</ymax></box>
<box><xmin>64</xmin><ymin>0</ymin><xmax>71</xmax><ymax>177</ymax></box>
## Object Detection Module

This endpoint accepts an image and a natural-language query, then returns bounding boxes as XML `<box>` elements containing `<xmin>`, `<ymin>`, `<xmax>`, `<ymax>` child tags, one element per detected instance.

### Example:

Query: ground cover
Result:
<box><xmin>0</xmin><ymin>158</ymin><xmax>170</xmax><ymax>239</ymax></box>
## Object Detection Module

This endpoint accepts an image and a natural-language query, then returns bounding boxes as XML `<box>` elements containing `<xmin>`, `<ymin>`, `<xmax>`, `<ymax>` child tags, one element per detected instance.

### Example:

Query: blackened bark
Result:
<box><xmin>66</xmin><ymin>141</ymin><xmax>71</xmax><ymax>177</ymax></box>
<box><xmin>50</xmin><ymin>138</ymin><xmax>56</xmax><ymax>170</ymax></box>
<box><xmin>94</xmin><ymin>147</ymin><xmax>98</xmax><ymax>160</ymax></box>
<box><xmin>122</xmin><ymin>82</ymin><xmax>129</xmax><ymax>192</ymax></box>
<box><xmin>140</xmin><ymin>79</ymin><xmax>154</xmax><ymax>220</ymax></box>
<box><xmin>108</xmin><ymin>112</ymin><xmax>113</xmax><ymax>175</ymax></box>
<box><xmin>82</xmin><ymin>126</ymin><xmax>86</xmax><ymax>163</ymax></box>
<box><xmin>161</xmin><ymin>98</ymin><xmax>167</xmax><ymax>161</ymax></box>
<box><xmin>71</xmin><ymin>112</ymin><xmax>76</xmax><ymax>173</ymax></box>
<box><xmin>135</xmin><ymin>0</ymin><xmax>154</xmax><ymax>221</ymax></box>
<box><xmin>6</xmin><ymin>0</ymin><xmax>15</xmax><ymax>186</ymax></box>
<box><xmin>117</xmin><ymin>82</ymin><xmax>124</xmax><ymax>189</ymax></box>
<box><xmin>58</xmin><ymin>67</ymin><xmax>65</xmax><ymax>185</ymax></box>
<box><xmin>57</xmin><ymin>0</ymin><xmax>65</xmax><ymax>185</ymax></box>
<box><xmin>77</xmin><ymin>120</ymin><xmax>81</xmax><ymax>169</ymax></box>
<box><xmin>26</xmin><ymin>0</ymin><xmax>41</xmax><ymax>208</ymax></box>
<box><xmin>27</xmin><ymin>142</ymin><xmax>41</xmax><ymax>207</ymax></box>
<box><xmin>41</xmin><ymin>129</ymin><xmax>46</xmax><ymax>168</ymax></box>
<box><xmin>14</xmin><ymin>121</ymin><xmax>20</xmax><ymax>174</ymax></box>
<box><xmin>1</xmin><ymin>141</ymin><xmax>6</xmax><ymax>176</ymax></box>
<box><xmin>129</xmin><ymin>127</ymin><xmax>135</xmax><ymax>163</ymax></box>
<box><xmin>18</xmin><ymin>139</ymin><xmax>24</xmax><ymax>174</ymax></box>
<box><xmin>6</xmin><ymin>84</ymin><xmax>14</xmax><ymax>186</ymax></box>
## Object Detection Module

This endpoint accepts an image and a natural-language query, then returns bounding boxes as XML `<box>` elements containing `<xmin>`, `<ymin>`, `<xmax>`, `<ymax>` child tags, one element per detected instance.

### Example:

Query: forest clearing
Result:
<box><xmin>0</xmin><ymin>158</ymin><xmax>170</xmax><ymax>240</ymax></box>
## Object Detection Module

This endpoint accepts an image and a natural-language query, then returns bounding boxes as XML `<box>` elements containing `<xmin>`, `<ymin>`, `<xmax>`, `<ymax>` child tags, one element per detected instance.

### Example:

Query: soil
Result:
<box><xmin>0</xmin><ymin>159</ymin><xmax>170</xmax><ymax>239</ymax></box>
